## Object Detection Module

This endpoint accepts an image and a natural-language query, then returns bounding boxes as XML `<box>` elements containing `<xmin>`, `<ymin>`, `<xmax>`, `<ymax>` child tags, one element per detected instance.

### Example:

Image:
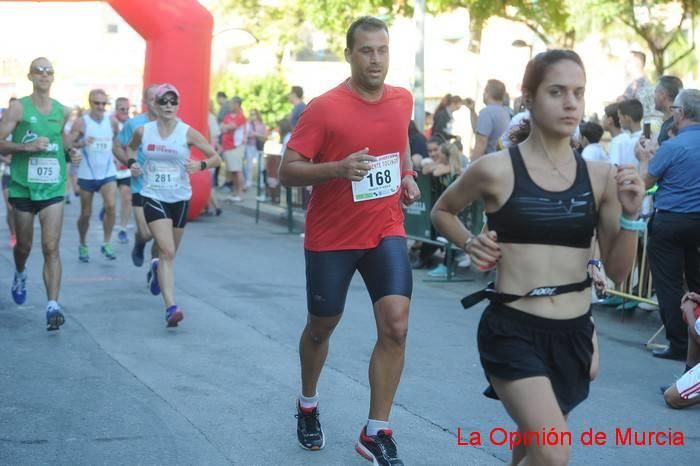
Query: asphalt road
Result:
<box><xmin>0</xmin><ymin>197</ymin><xmax>697</xmax><ymax>465</ymax></box>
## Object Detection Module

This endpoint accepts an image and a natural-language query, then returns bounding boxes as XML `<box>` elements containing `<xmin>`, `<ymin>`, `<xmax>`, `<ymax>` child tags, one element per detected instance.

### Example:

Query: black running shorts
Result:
<box><xmin>304</xmin><ymin>236</ymin><xmax>412</xmax><ymax>317</ymax></box>
<box><xmin>477</xmin><ymin>302</ymin><xmax>595</xmax><ymax>415</ymax></box>
<box><xmin>9</xmin><ymin>196</ymin><xmax>64</xmax><ymax>214</ymax></box>
<box><xmin>142</xmin><ymin>196</ymin><xmax>189</xmax><ymax>229</ymax></box>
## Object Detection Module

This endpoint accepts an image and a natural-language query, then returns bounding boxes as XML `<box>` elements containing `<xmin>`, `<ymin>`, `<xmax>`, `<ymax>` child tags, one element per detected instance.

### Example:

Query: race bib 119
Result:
<box><xmin>28</xmin><ymin>157</ymin><xmax>60</xmax><ymax>184</ymax></box>
<box><xmin>351</xmin><ymin>152</ymin><xmax>401</xmax><ymax>203</ymax></box>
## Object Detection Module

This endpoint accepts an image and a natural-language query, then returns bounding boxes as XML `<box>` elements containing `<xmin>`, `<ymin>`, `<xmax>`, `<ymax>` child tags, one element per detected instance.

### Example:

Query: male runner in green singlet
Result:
<box><xmin>0</xmin><ymin>57</ymin><xmax>80</xmax><ymax>331</ymax></box>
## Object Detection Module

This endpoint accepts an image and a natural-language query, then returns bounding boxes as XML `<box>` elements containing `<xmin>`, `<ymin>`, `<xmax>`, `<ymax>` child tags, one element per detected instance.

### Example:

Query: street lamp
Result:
<box><xmin>512</xmin><ymin>39</ymin><xmax>533</xmax><ymax>60</ymax></box>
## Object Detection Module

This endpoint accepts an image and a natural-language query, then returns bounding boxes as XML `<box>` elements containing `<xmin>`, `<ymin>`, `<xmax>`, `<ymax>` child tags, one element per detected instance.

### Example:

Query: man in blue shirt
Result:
<box><xmin>288</xmin><ymin>86</ymin><xmax>305</xmax><ymax>128</ymax></box>
<box><xmin>637</xmin><ymin>88</ymin><xmax>700</xmax><ymax>361</ymax></box>
<box><xmin>113</xmin><ymin>84</ymin><xmax>159</xmax><ymax>268</ymax></box>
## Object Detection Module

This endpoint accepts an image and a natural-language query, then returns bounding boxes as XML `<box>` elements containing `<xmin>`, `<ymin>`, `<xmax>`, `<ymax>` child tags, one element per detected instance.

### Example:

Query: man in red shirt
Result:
<box><xmin>279</xmin><ymin>16</ymin><xmax>419</xmax><ymax>466</ymax></box>
<box><xmin>220</xmin><ymin>96</ymin><xmax>246</xmax><ymax>201</ymax></box>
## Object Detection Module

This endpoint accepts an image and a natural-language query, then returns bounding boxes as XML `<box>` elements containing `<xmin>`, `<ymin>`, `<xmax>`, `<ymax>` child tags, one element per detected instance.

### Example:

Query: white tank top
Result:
<box><xmin>140</xmin><ymin>120</ymin><xmax>191</xmax><ymax>202</ymax></box>
<box><xmin>79</xmin><ymin>114</ymin><xmax>117</xmax><ymax>180</ymax></box>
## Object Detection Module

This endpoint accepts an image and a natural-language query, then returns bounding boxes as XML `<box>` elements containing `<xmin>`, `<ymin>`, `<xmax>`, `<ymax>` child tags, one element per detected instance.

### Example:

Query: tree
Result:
<box><xmin>215</xmin><ymin>0</ymin><xmax>574</xmax><ymax>58</ymax></box>
<box><xmin>581</xmin><ymin>0</ymin><xmax>698</xmax><ymax>78</ymax></box>
<box><xmin>211</xmin><ymin>72</ymin><xmax>292</xmax><ymax>128</ymax></box>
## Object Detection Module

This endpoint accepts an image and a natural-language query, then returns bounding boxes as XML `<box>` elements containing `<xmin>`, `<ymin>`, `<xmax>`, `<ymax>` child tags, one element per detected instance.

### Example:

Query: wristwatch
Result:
<box><xmin>200</xmin><ymin>160</ymin><xmax>207</xmax><ymax>171</ymax></box>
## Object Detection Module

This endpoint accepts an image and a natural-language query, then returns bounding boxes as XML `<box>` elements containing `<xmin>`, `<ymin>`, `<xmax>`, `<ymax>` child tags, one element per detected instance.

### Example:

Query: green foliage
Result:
<box><xmin>211</xmin><ymin>72</ymin><xmax>293</xmax><ymax>127</ymax></box>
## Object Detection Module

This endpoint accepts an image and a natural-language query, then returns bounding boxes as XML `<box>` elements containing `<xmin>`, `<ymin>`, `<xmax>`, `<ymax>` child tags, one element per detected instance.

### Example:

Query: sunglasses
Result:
<box><xmin>32</xmin><ymin>66</ymin><xmax>54</xmax><ymax>76</ymax></box>
<box><xmin>117</xmin><ymin>107</ymin><xmax>129</xmax><ymax>112</ymax></box>
<box><xmin>91</xmin><ymin>101</ymin><xmax>107</xmax><ymax>106</ymax></box>
<box><xmin>157</xmin><ymin>97</ymin><xmax>179</xmax><ymax>106</ymax></box>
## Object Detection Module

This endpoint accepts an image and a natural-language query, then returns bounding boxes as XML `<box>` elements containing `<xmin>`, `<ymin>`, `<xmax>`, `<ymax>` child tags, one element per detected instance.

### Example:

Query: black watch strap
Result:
<box><xmin>200</xmin><ymin>160</ymin><xmax>207</xmax><ymax>171</ymax></box>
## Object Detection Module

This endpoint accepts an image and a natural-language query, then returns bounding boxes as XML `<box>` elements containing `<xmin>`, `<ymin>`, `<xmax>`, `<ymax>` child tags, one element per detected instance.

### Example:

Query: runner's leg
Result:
<box><xmin>148</xmin><ymin>218</ymin><xmax>177</xmax><ymax>307</ymax></box>
<box><xmin>78</xmin><ymin>189</ymin><xmax>94</xmax><ymax>245</ymax></box>
<box><xmin>13</xmin><ymin>207</ymin><xmax>35</xmax><ymax>273</ymax></box>
<box><xmin>119</xmin><ymin>183</ymin><xmax>132</xmax><ymax>231</ymax></box>
<box><xmin>490</xmin><ymin>376</ymin><xmax>570</xmax><ymax>466</ymax></box>
<box><xmin>368</xmin><ymin>295</ymin><xmax>410</xmax><ymax>420</ymax></box>
<box><xmin>99</xmin><ymin>181</ymin><xmax>117</xmax><ymax>244</ymax></box>
<box><xmin>38</xmin><ymin>201</ymin><xmax>64</xmax><ymax>301</ymax></box>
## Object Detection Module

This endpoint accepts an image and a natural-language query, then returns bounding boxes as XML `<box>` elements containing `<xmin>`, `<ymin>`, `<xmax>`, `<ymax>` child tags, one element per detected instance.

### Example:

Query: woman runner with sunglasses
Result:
<box><xmin>432</xmin><ymin>50</ymin><xmax>645</xmax><ymax>465</ymax></box>
<box><xmin>127</xmin><ymin>84</ymin><xmax>221</xmax><ymax>327</ymax></box>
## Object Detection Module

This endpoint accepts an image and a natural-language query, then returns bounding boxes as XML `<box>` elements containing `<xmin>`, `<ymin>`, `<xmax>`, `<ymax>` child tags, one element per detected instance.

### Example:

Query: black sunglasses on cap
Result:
<box><xmin>157</xmin><ymin>96</ymin><xmax>179</xmax><ymax>106</ymax></box>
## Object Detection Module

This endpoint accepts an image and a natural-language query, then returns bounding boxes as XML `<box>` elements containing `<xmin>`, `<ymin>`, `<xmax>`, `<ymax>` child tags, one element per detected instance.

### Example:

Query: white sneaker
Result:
<box><xmin>457</xmin><ymin>255</ymin><xmax>471</xmax><ymax>268</ymax></box>
<box><xmin>227</xmin><ymin>195</ymin><xmax>242</xmax><ymax>202</ymax></box>
<box><xmin>637</xmin><ymin>294</ymin><xmax>659</xmax><ymax>311</ymax></box>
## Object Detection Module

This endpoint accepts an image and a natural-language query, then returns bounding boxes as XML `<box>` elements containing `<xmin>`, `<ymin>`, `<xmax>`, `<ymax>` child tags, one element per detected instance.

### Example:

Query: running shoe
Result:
<box><xmin>46</xmin><ymin>306</ymin><xmax>65</xmax><ymax>331</ymax></box>
<box><xmin>165</xmin><ymin>305</ymin><xmax>184</xmax><ymax>327</ymax></box>
<box><xmin>11</xmin><ymin>271</ymin><xmax>27</xmax><ymax>305</ymax></box>
<box><xmin>117</xmin><ymin>229</ymin><xmax>129</xmax><ymax>244</ymax></box>
<box><xmin>64</xmin><ymin>195</ymin><xmax>71</xmax><ymax>205</ymax></box>
<box><xmin>215</xmin><ymin>208</ymin><xmax>222</xmax><ymax>216</ymax></box>
<box><xmin>101</xmin><ymin>243</ymin><xmax>117</xmax><ymax>260</ymax></box>
<box><xmin>79</xmin><ymin>244</ymin><xmax>89</xmax><ymax>263</ymax></box>
<box><xmin>148</xmin><ymin>259</ymin><xmax>161</xmax><ymax>295</ymax></box>
<box><xmin>356</xmin><ymin>427</ymin><xmax>403</xmax><ymax>466</ymax></box>
<box><xmin>427</xmin><ymin>264</ymin><xmax>448</xmax><ymax>278</ymax></box>
<box><xmin>9</xmin><ymin>234</ymin><xmax>16</xmax><ymax>248</ymax></box>
<box><xmin>295</xmin><ymin>402</ymin><xmax>325</xmax><ymax>451</ymax></box>
<box><xmin>131</xmin><ymin>237</ymin><xmax>145</xmax><ymax>267</ymax></box>
<box><xmin>99</xmin><ymin>207</ymin><xmax>105</xmax><ymax>222</ymax></box>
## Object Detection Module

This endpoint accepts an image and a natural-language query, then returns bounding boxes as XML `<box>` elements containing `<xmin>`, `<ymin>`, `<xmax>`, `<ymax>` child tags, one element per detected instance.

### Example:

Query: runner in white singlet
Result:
<box><xmin>127</xmin><ymin>84</ymin><xmax>221</xmax><ymax>327</ymax></box>
<box><xmin>67</xmin><ymin>89</ymin><xmax>119</xmax><ymax>262</ymax></box>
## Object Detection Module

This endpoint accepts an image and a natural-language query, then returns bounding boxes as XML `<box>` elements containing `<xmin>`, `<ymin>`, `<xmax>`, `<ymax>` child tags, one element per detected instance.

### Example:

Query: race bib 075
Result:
<box><xmin>27</xmin><ymin>157</ymin><xmax>60</xmax><ymax>184</ymax></box>
<box><xmin>351</xmin><ymin>152</ymin><xmax>401</xmax><ymax>203</ymax></box>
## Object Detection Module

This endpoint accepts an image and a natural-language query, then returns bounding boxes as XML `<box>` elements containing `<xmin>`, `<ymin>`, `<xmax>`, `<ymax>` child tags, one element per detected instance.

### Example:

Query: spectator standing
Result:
<box><xmin>216</xmin><ymin>91</ymin><xmax>231</xmax><ymax>124</ymax></box>
<box><xmin>288</xmin><ymin>86</ymin><xmax>306</xmax><ymax>128</ymax></box>
<box><xmin>636</xmin><ymin>89</ymin><xmax>700</xmax><ymax>361</ymax></box>
<box><xmin>620</xmin><ymin>50</ymin><xmax>662</xmax><ymax>126</ymax></box>
<box><xmin>603</xmin><ymin>103</ymin><xmax>628</xmax><ymax>166</ymax></box>
<box><xmin>654</xmin><ymin>76</ymin><xmax>684</xmax><ymax>145</ymax></box>
<box><xmin>220</xmin><ymin>96</ymin><xmax>247</xmax><ymax>202</ymax></box>
<box><xmin>580</xmin><ymin>121</ymin><xmax>608</xmax><ymax>162</ymax></box>
<box><xmin>471</xmin><ymin>79</ymin><xmax>511</xmax><ymax>160</ymax></box>
<box><xmin>245</xmin><ymin>109</ymin><xmax>267</xmax><ymax>190</ymax></box>
<box><xmin>207</xmin><ymin>99</ymin><xmax>222</xmax><ymax>215</ymax></box>
<box><xmin>431</xmin><ymin>94</ymin><xmax>462</xmax><ymax>142</ymax></box>
<box><xmin>616</xmin><ymin>99</ymin><xmax>643</xmax><ymax>167</ymax></box>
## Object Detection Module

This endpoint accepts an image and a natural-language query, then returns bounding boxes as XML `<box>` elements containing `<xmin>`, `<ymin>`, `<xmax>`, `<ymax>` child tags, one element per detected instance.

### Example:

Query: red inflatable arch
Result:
<box><xmin>14</xmin><ymin>0</ymin><xmax>214</xmax><ymax>219</ymax></box>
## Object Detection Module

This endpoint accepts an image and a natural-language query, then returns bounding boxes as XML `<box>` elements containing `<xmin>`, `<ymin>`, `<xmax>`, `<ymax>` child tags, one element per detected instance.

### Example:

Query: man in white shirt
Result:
<box><xmin>603</xmin><ymin>103</ymin><xmax>628</xmax><ymax>165</ymax></box>
<box><xmin>616</xmin><ymin>99</ymin><xmax>643</xmax><ymax>168</ymax></box>
<box><xmin>579</xmin><ymin>121</ymin><xmax>608</xmax><ymax>162</ymax></box>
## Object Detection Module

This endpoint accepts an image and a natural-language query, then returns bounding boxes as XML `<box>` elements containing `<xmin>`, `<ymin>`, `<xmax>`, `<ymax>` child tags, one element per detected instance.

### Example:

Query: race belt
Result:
<box><xmin>461</xmin><ymin>277</ymin><xmax>593</xmax><ymax>309</ymax></box>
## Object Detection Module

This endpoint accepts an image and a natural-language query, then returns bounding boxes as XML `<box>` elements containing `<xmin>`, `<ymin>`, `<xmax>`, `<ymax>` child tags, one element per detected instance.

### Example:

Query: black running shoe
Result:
<box><xmin>295</xmin><ymin>402</ymin><xmax>325</xmax><ymax>451</ymax></box>
<box><xmin>356</xmin><ymin>427</ymin><xmax>403</xmax><ymax>466</ymax></box>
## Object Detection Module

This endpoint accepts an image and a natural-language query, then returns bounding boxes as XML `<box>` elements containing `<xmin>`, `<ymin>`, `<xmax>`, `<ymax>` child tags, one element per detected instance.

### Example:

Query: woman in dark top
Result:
<box><xmin>431</xmin><ymin>94</ymin><xmax>463</xmax><ymax>142</ymax></box>
<box><xmin>431</xmin><ymin>50</ymin><xmax>645</xmax><ymax>465</ymax></box>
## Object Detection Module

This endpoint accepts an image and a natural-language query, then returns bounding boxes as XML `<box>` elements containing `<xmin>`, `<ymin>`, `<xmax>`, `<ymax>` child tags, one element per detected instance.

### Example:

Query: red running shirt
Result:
<box><xmin>287</xmin><ymin>81</ymin><xmax>413</xmax><ymax>251</ymax></box>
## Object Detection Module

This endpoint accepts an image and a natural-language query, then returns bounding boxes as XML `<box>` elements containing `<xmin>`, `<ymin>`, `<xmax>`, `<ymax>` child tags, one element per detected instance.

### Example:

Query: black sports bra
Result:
<box><xmin>485</xmin><ymin>145</ymin><xmax>598</xmax><ymax>248</ymax></box>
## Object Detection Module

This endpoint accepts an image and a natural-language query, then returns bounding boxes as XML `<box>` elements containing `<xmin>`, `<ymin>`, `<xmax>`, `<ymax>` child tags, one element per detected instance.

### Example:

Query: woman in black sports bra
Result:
<box><xmin>432</xmin><ymin>50</ymin><xmax>645</xmax><ymax>466</ymax></box>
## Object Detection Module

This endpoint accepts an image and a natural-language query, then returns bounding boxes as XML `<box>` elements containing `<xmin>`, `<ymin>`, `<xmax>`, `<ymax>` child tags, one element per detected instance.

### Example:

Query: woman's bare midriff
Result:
<box><xmin>494</xmin><ymin>242</ymin><xmax>592</xmax><ymax>319</ymax></box>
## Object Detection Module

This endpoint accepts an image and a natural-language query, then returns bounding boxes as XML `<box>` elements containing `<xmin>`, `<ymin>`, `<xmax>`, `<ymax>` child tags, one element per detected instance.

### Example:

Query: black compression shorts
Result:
<box><xmin>304</xmin><ymin>236</ymin><xmax>412</xmax><ymax>317</ymax></box>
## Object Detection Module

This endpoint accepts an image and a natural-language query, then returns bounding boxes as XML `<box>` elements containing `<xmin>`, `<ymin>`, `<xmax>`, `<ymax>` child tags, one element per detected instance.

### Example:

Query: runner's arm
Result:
<box><xmin>280</xmin><ymin>147</ymin><xmax>375</xmax><ymax>187</ymax></box>
<box><xmin>126</xmin><ymin>127</ymin><xmax>142</xmax><ymax>155</ymax></box>
<box><xmin>187</xmin><ymin>127</ymin><xmax>221</xmax><ymax>169</ymax></box>
<box><xmin>431</xmin><ymin>156</ymin><xmax>493</xmax><ymax>247</ymax></box>
<box><xmin>0</xmin><ymin>100</ymin><xmax>27</xmax><ymax>154</ymax></box>
<box><xmin>111</xmin><ymin>120</ymin><xmax>128</xmax><ymax>164</ymax></box>
<box><xmin>65</xmin><ymin>117</ymin><xmax>85</xmax><ymax>150</ymax></box>
<box><xmin>596</xmin><ymin>164</ymin><xmax>641</xmax><ymax>286</ymax></box>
